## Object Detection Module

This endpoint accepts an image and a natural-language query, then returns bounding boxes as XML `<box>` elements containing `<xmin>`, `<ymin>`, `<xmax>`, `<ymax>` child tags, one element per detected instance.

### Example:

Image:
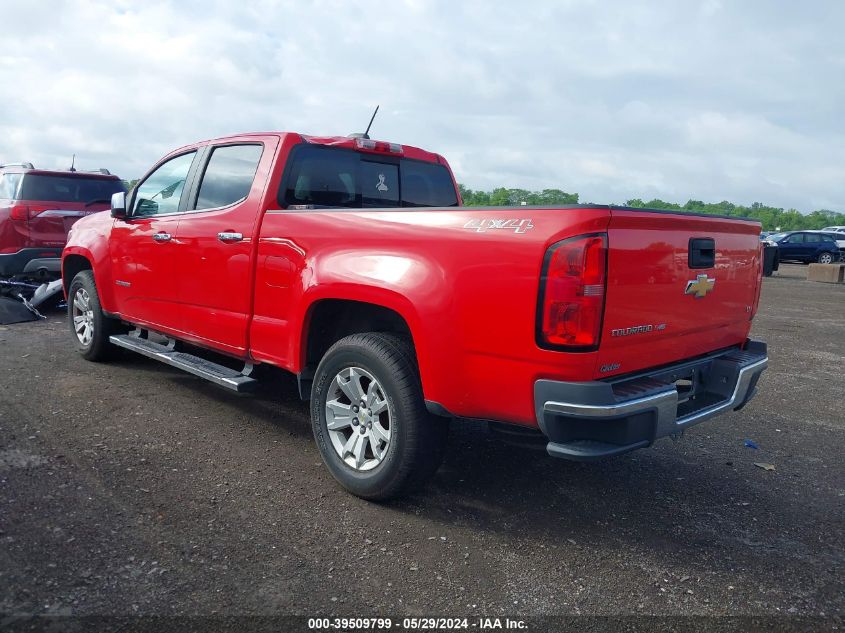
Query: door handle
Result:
<box><xmin>152</xmin><ymin>232</ymin><xmax>172</xmax><ymax>243</ymax></box>
<box><xmin>217</xmin><ymin>232</ymin><xmax>244</xmax><ymax>243</ymax></box>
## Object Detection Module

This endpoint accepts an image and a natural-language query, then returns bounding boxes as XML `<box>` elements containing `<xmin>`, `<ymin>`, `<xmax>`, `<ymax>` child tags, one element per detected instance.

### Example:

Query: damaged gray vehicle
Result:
<box><xmin>0</xmin><ymin>278</ymin><xmax>63</xmax><ymax>324</ymax></box>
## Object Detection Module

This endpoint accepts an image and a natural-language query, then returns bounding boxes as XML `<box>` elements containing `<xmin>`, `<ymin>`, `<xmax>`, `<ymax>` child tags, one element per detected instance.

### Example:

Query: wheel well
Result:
<box><xmin>303</xmin><ymin>299</ymin><xmax>414</xmax><ymax>375</ymax></box>
<box><xmin>62</xmin><ymin>255</ymin><xmax>92</xmax><ymax>293</ymax></box>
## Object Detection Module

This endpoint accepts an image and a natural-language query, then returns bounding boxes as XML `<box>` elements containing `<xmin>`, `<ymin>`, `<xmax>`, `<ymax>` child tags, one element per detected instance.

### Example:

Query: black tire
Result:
<box><xmin>817</xmin><ymin>251</ymin><xmax>835</xmax><ymax>264</ymax></box>
<box><xmin>67</xmin><ymin>270</ymin><xmax>123</xmax><ymax>361</ymax></box>
<box><xmin>310</xmin><ymin>333</ymin><xmax>449</xmax><ymax>500</ymax></box>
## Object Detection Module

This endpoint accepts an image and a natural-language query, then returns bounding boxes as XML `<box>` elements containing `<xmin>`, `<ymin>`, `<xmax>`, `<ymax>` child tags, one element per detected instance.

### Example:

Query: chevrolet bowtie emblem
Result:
<box><xmin>685</xmin><ymin>274</ymin><xmax>716</xmax><ymax>298</ymax></box>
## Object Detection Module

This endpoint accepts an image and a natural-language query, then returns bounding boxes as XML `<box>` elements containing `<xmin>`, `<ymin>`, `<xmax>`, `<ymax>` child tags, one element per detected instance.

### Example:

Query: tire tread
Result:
<box><xmin>68</xmin><ymin>270</ymin><xmax>124</xmax><ymax>362</ymax></box>
<box><xmin>311</xmin><ymin>332</ymin><xmax>448</xmax><ymax>500</ymax></box>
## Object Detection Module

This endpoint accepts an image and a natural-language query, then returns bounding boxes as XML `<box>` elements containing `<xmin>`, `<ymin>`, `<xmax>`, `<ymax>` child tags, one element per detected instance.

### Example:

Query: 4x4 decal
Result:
<box><xmin>463</xmin><ymin>218</ymin><xmax>535</xmax><ymax>234</ymax></box>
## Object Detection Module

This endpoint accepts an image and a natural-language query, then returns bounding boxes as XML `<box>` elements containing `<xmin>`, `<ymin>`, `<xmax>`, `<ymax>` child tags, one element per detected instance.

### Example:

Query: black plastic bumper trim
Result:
<box><xmin>0</xmin><ymin>248</ymin><xmax>62</xmax><ymax>276</ymax></box>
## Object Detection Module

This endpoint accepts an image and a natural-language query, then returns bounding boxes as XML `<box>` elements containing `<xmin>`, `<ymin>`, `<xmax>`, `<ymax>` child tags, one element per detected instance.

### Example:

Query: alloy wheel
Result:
<box><xmin>324</xmin><ymin>366</ymin><xmax>392</xmax><ymax>471</ymax></box>
<box><xmin>72</xmin><ymin>288</ymin><xmax>94</xmax><ymax>347</ymax></box>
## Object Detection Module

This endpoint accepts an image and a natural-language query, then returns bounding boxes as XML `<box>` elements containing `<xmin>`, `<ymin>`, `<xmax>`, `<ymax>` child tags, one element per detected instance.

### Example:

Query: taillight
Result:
<box><xmin>9</xmin><ymin>204</ymin><xmax>49</xmax><ymax>220</ymax></box>
<box><xmin>9</xmin><ymin>204</ymin><xmax>29</xmax><ymax>220</ymax></box>
<box><xmin>537</xmin><ymin>233</ymin><xmax>607</xmax><ymax>350</ymax></box>
<box><xmin>750</xmin><ymin>242</ymin><xmax>764</xmax><ymax>320</ymax></box>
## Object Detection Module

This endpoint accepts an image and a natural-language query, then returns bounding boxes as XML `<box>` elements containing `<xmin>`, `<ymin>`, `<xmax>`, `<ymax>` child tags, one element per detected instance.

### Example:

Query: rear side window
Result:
<box><xmin>195</xmin><ymin>144</ymin><xmax>263</xmax><ymax>210</ymax></box>
<box><xmin>0</xmin><ymin>173</ymin><xmax>22</xmax><ymax>199</ymax></box>
<box><xmin>18</xmin><ymin>175</ymin><xmax>124</xmax><ymax>204</ymax></box>
<box><xmin>806</xmin><ymin>233</ymin><xmax>821</xmax><ymax>243</ymax></box>
<box><xmin>280</xmin><ymin>145</ymin><xmax>458</xmax><ymax>209</ymax></box>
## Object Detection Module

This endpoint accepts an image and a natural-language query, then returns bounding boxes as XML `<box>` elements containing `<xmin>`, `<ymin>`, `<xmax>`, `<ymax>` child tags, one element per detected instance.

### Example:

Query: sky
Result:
<box><xmin>1</xmin><ymin>0</ymin><xmax>843</xmax><ymax>212</ymax></box>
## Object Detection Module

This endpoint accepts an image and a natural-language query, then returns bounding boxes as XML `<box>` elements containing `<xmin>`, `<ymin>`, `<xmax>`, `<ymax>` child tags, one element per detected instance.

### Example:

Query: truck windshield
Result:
<box><xmin>281</xmin><ymin>145</ymin><xmax>458</xmax><ymax>209</ymax></box>
<box><xmin>19</xmin><ymin>175</ymin><xmax>125</xmax><ymax>204</ymax></box>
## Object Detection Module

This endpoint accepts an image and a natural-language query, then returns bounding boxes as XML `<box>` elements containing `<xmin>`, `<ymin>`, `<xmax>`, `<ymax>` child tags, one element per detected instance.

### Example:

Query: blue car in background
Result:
<box><xmin>765</xmin><ymin>231</ymin><xmax>842</xmax><ymax>264</ymax></box>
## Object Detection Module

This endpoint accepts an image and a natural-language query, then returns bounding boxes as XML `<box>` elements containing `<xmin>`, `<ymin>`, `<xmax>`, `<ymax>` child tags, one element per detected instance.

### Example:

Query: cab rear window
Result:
<box><xmin>280</xmin><ymin>145</ymin><xmax>457</xmax><ymax>209</ymax></box>
<box><xmin>18</xmin><ymin>175</ymin><xmax>125</xmax><ymax>204</ymax></box>
<box><xmin>401</xmin><ymin>159</ymin><xmax>459</xmax><ymax>207</ymax></box>
<box><xmin>360</xmin><ymin>161</ymin><xmax>399</xmax><ymax>207</ymax></box>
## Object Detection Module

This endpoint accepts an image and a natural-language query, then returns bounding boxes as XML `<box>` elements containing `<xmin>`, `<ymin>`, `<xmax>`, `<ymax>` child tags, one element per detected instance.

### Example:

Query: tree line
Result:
<box><xmin>458</xmin><ymin>185</ymin><xmax>844</xmax><ymax>231</ymax></box>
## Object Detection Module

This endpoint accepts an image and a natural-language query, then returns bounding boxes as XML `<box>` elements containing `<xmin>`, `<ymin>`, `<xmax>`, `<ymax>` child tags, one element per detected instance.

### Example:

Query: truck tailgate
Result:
<box><xmin>596</xmin><ymin>209</ymin><xmax>761</xmax><ymax>378</ymax></box>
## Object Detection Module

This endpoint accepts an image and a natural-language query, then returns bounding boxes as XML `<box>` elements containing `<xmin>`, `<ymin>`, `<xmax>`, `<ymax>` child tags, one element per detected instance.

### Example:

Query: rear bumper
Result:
<box><xmin>534</xmin><ymin>340</ymin><xmax>768</xmax><ymax>461</ymax></box>
<box><xmin>0</xmin><ymin>248</ymin><xmax>62</xmax><ymax>276</ymax></box>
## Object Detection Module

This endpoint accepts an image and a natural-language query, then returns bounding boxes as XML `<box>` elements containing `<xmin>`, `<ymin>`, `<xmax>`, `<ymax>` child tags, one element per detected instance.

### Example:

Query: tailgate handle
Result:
<box><xmin>689</xmin><ymin>238</ymin><xmax>715</xmax><ymax>269</ymax></box>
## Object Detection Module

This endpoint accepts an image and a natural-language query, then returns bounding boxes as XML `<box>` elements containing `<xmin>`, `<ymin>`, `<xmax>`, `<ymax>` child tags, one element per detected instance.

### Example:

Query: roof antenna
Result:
<box><xmin>363</xmin><ymin>105</ymin><xmax>379</xmax><ymax>139</ymax></box>
<box><xmin>349</xmin><ymin>105</ymin><xmax>380</xmax><ymax>140</ymax></box>
<box><xmin>69</xmin><ymin>154</ymin><xmax>76</xmax><ymax>172</ymax></box>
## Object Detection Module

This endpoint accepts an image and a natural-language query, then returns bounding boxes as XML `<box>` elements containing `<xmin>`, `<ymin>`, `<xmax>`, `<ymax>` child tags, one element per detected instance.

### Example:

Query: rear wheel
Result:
<box><xmin>817</xmin><ymin>251</ymin><xmax>835</xmax><ymax>264</ymax></box>
<box><xmin>68</xmin><ymin>271</ymin><xmax>123</xmax><ymax>361</ymax></box>
<box><xmin>310</xmin><ymin>333</ymin><xmax>449</xmax><ymax>500</ymax></box>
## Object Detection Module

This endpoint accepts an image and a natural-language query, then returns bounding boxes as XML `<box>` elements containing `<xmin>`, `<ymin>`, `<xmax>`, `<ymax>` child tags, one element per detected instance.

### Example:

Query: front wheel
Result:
<box><xmin>310</xmin><ymin>333</ymin><xmax>449</xmax><ymax>500</ymax></box>
<box><xmin>817</xmin><ymin>251</ymin><xmax>835</xmax><ymax>264</ymax></box>
<box><xmin>68</xmin><ymin>270</ymin><xmax>123</xmax><ymax>361</ymax></box>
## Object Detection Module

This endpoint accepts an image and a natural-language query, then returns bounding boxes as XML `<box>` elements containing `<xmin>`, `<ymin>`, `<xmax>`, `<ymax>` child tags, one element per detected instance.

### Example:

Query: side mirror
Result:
<box><xmin>111</xmin><ymin>191</ymin><xmax>127</xmax><ymax>219</ymax></box>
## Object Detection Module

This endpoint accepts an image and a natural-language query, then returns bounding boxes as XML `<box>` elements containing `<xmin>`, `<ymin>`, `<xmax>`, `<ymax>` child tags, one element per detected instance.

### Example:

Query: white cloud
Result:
<box><xmin>0</xmin><ymin>0</ymin><xmax>842</xmax><ymax>211</ymax></box>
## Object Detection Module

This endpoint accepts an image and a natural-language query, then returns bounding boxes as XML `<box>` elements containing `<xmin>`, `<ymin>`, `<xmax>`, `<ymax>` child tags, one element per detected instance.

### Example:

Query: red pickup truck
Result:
<box><xmin>62</xmin><ymin>132</ymin><xmax>768</xmax><ymax>499</ymax></box>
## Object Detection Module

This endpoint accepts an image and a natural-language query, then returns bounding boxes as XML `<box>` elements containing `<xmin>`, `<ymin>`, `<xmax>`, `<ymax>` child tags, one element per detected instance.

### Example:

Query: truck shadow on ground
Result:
<box><xmin>110</xmin><ymin>355</ymin><xmax>836</xmax><ymax>580</ymax></box>
<box><xmin>396</xmin><ymin>423</ymin><xmax>837</xmax><ymax>578</ymax></box>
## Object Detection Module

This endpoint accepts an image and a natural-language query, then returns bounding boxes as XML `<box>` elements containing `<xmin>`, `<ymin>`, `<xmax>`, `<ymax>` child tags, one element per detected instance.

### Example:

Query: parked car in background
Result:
<box><xmin>765</xmin><ymin>230</ymin><xmax>841</xmax><ymax>264</ymax></box>
<box><xmin>0</xmin><ymin>163</ymin><xmax>125</xmax><ymax>278</ymax></box>
<box><xmin>821</xmin><ymin>225</ymin><xmax>845</xmax><ymax>235</ymax></box>
<box><xmin>818</xmin><ymin>230</ymin><xmax>845</xmax><ymax>254</ymax></box>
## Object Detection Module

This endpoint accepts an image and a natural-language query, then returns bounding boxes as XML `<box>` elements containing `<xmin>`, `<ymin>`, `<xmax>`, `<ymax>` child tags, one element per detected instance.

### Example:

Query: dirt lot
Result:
<box><xmin>0</xmin><ymin>264</ymin><xmax>842</xmax><ymax>627</ymax></box>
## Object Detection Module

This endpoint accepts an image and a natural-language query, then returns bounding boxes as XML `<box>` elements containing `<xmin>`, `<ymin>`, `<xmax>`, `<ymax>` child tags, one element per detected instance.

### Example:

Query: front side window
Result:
<box><xmin>783</xmin><ymin>233</ymin><xmax>804</xmax><ymax>244</ymax></box>
<box><xmin>195</xmin><ymin>144</ymin><xmax>263</xmax><ymax>210</ymax></box>
<box><xmin>133</xmin><ymin>151</ymin><xmax>196</xmax><ymax>216</ymax></box>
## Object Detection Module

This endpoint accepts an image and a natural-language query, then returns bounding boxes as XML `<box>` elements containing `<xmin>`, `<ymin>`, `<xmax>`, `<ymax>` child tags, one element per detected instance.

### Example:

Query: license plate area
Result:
<box><xmin>608</xmin><ymin>353</ymin><xmax>731</xmax><ymax>419</ymax></box>
<box><xmin>672</xmin><ymin>367</ymin><xmax>725</xmax><ymax>417</ymax></box>
<box><xmin>673</xmin><ymin>370</ymin><xmax>698</xmax><ymax>404</ymax></box>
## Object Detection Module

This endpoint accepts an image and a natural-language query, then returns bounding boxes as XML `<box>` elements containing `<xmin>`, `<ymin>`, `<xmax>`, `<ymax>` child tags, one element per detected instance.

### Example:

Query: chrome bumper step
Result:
<box><xmin>109</xmin><ymin>334</ymin><xmax>257</xmax><ymax>392</ymax></box>
<box><xmin>535</xmin><ymin>340</ymin><xmax>769</xmax><ymax>461</ymax></box>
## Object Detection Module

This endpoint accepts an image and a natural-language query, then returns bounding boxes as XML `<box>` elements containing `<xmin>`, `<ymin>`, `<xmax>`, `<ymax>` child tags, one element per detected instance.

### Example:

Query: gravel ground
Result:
<box><xmin>0</xmin><ymin>264</ymin><xmax>842</xmax><ymax>629</ymax></box>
